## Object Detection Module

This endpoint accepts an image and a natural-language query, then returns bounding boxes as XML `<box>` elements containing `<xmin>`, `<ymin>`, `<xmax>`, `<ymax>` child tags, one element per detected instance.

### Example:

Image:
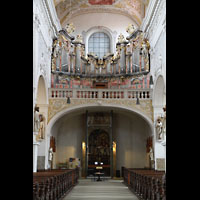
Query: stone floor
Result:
<box><xmin>63</xmin><ymin>178</ymin><xmax>139</xmax><ymax>200</ymax></box>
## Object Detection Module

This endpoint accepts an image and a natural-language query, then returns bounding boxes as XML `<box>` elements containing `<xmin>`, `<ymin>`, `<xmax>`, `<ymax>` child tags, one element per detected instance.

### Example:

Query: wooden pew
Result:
<box><xmin>122</xmin><ymin>167</ymin><xmax>166</xmax><ymax>200</ymax></box>
<box><xmin>33</xmin><ymin>168</ymin><xmax>79</xmax><ymax>200</ymax></box>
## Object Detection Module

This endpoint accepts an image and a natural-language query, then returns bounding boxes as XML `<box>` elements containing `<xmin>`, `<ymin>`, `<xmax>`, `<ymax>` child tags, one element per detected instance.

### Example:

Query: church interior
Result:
<box><xmin>33</xmin><ymin>0</ymin><xmax>166</xmax><ymax>199</ymax></box>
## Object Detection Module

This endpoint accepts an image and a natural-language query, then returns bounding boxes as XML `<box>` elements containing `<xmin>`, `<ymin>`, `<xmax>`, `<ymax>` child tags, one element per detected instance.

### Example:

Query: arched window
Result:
<box><xmin>88</xmin><ymin>32</ymin><xmax>110</xmax><ymax>58</ymax></box>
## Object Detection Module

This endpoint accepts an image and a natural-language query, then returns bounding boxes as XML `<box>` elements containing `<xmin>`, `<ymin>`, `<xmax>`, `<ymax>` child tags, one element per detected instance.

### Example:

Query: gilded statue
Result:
<box><xmin>118</xmin><ymin>33</ymin><xmax>126</xmax><ymax>43</ymax></box>
<box><xmin>75</xmin><ymin>34</ymin><xmax>83</xmax><ymax>43</ymax></box>
<box><xmin>141</xmin><ymin>41</ymin><xmax>149</xmax><ymax>71</ymax></box>
<box><xmin>53</xmin><ymin>40</ymin><xmax>61</xmax><ymax>58</ymax></box>
<box><xmin>126</xmin><ymin>23</ymin><xmax>136</xmax><ymax>35</ymax></box>
<box><xmin>66</xmin><ymin>23</ymin><xmax>75</xmax><ymax>34</ymax></box>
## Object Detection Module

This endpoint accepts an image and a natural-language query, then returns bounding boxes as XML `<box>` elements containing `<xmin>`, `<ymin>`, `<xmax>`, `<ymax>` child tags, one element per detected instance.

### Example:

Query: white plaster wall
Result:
<box><xmin>141</xmin><ymin>0</ymin><xmax>166</xmax><ymax>170</ymax></box>
<box><xmin>56</xmin><ymin>114</ymin><xmax>85</xmax><ymax>165</ymax></box>
<box><xmin>33</xmin><ymin>0</ymin><xmax>61</xmax><ymax>106</ymax></box>
<box><xmin>66</xmin><ymin>12</ymin><xmax>138</xmax><ymax>54</ymax></box>
<box><xmin>67</xmin><ymin>12</ymin><xmax>138</xmax><ymax>38</ymax></box>
<box><xmin>33</xmin><ymin>0</ymin><xmax>62</xmax><ymax>171</ymax></box>
<box><xmin>113</xmin><ymin>113</ymin><xmax>150</xmax><ymax>170</ymax></box>
<box><xmin>53</xmin><ymin>112</ymin><xmax>151</xmax><ymax>170</ymax></box>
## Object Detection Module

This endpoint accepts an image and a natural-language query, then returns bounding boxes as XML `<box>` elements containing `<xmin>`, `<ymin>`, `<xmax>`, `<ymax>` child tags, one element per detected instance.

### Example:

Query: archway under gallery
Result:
<box><xmin>47</xmin><ymin>104</ymin><xmax>154</xmax><ymax>177</ymax></box>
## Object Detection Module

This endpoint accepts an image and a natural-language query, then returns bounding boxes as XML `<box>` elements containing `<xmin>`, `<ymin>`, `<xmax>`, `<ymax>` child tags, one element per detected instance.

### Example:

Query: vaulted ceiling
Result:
<box><xmin>53</xmin><ymin>0</ymin><xmax>147</xmax><ymax>27</ymax></box>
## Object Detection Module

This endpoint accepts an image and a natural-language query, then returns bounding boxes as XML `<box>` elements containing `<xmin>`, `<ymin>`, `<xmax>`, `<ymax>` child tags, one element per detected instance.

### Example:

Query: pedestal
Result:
<box><xmin>33</xmin><ymin>132</ymin><xmax>40</xmax><ymax>172</ymax></box>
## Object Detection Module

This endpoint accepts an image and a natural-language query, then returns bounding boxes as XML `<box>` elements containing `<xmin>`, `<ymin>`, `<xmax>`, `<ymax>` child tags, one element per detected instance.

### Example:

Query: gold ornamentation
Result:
<box><xmin>75</xmin><ymin>34</ymin><xmax>83</xmax><ymax>43</ymax></box>
<box><xmin>118</xmin><ymin>33</ymin><xmax>126</xmax><ymax>43</ymax></box>
<box><xmin>66</xmin><ymin>23</ymin><xmax>75</xmax><ymax>34</ymax></box>
<box><xmin>126</xmin><ymin>23</ymin><xmax>136</xmax><ymax>35</ymax></box>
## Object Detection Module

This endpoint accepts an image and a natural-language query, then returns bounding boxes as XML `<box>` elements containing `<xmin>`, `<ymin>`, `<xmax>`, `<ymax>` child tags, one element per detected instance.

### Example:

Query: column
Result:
<box><xmin>110</xmin><ymin>110</ymin><xmax>113</xmax><ymax>177</ymax></box>
<box><xmin>85</xmin><ymin>110</ymin><xmax>88</xmax><ymax>177</ymax></box>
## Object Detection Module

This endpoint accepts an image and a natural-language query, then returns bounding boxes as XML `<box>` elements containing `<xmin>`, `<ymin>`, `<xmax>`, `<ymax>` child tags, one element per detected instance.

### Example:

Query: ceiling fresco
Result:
<box><xmin>88</xmin><ymin>0</ymin><xmax>115</xmax><ymax>5</ymax></box>
<box><xmin>53</xmin><ymin>0</ymin><xmax>143</xmax><ymax>27</ymax></box>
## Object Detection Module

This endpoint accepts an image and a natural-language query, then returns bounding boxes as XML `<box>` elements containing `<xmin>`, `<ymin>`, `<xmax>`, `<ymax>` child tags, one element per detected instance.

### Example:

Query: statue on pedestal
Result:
<box><xmin>156</xmin><ymin>117</ymin><xmax>163</xmax><ymax>140</ymax></box>
<box><xmin>53</xmin><ymin>40</ymin><xmax>61</xmax><ymax>58</ymax></box>
<box><xmin>34</xmin><ymin>106</ymin><xmax>40</xmax><ymax>133</ymax></box>
<box><xmin>49</xmin><ymin>147</ymin><xmax>53</xmax><ymax>161</ymax></box>
<box><xmin>162</xmin><ymin>105</ymin><xmax>166</xmax><ymax>138</ymax></box>
<box><xmin>141</xmin><ymin>39</ymin><xmax>150</xmax><ymax>71</ymax></box>
<box><xmin>38</xmin><ymin>114</ymin><xmax>45</xmax><ymax>139</ymax></box>
<box><xmin>149</xmin><ymin>147</ymin><xmax>154</xmax><ymax>169</ymax></box>
<box><xmin>155</xmin><ymin>105</ymin><xmax>166</xmax><ymax>141</ymax></box>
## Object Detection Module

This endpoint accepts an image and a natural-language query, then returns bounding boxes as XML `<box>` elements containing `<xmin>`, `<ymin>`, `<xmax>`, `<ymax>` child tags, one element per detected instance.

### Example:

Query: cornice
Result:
<box><xmin>140</xmin><ymin>0</ymin><xmax>165</xmax><ymax>48</ymax></box>
<box><xmin>140</xmin><ymin>0</ymin><xmax>160</xmax><ymax>32</ymax></box>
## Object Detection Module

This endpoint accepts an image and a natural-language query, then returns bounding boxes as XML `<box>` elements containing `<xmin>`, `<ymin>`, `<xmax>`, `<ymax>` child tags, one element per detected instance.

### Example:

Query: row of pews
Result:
<box><xmin>123</xmin><ymin>167</ymin><xmax>166</xmax><ymax>200</ymax></box>
<box><xmin>33</xmin><ymin>168</ymin><xmax>79</xmax><ymax>200</ymax></box>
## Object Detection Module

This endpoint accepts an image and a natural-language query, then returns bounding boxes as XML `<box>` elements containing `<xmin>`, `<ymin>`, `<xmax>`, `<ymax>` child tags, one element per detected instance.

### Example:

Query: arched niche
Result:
<box><xmin>36</xmin><ymin>75</ymin><xmax>48</xmax><ymax>106</ymax></box>
<box><xmin>153</xmin><ymin>74</ymin><xmax>166</xmax><ymax>108</ymax></box>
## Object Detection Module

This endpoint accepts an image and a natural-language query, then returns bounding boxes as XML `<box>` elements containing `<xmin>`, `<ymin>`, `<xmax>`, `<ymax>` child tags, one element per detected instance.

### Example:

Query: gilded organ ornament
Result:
<box><xmin>118</xmin><ymin>33</ymin><xmax>126</xmax><ymax>43</ymax></box>
<box><xmin>65</xmin><ymin>23</ymin><xmax>75</xmax><ymax>34</ymax></box>
<box><xmin>126</xmin><ymin>23</ymin><xmax>136</xmax><ymax>35</ymax></box>
<box><xmin>50</xmin><ymin>27</ymin><xmax>151</xmax><ymax>88</ymax></box>
<box><xmin>75</xmin><ymin>34</ymin><xmax>83</xmax><ymax>43</ymax></box>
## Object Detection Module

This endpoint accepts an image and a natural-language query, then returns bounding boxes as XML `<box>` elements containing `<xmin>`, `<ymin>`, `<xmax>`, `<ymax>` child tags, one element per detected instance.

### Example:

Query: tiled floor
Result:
<box><xmin>63</xmin><ymin>178</ymin><xmax>139</xmax><ymax>200</ymax></box>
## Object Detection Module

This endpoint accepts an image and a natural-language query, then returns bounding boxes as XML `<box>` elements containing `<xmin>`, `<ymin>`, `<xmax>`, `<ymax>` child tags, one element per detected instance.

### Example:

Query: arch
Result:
<box><xmin>83</xmin><ymin>26</ymin><xmax>117</xmax><ymax>56</ymax></box>
<box><xmin>47</xmin><ymin>103</ymin><xmax>154</xmax><ymax>137</ymax></box>
<box><xmin>152</xmin><ymin>74</ymin><xmax>166</xmax><ymax>108</ymax></box>
<box><xmin>35</xmin><ymin>75</ymin><xmax>48</xmax><ymax>106</ymax></box>
<box><xmin>44</xmin><ymin>103</ymin><xmax>154</xmax><ymax>169</ymax></box>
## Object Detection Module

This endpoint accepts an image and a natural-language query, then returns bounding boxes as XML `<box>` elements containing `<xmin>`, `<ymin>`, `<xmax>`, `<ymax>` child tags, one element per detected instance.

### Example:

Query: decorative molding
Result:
<box><xmin>47</xmin><ymin>98</ymin><xmax>153</xmax><ymax>123</ymax></box>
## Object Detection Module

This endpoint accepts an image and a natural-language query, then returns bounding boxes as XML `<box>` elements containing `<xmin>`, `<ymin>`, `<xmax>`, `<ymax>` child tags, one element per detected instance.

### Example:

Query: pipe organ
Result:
<box><xmin>51</xmin><ymin>24</ymin><xmax>151</xmax><ymax>89</ymax></box>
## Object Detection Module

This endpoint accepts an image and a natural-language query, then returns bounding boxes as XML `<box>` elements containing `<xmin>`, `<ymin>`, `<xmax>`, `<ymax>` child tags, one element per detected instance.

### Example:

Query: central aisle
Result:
<box><xmin>63</xmin><ymin>179</ymin><xmax>139</xmax><ymax>200</ymax></box>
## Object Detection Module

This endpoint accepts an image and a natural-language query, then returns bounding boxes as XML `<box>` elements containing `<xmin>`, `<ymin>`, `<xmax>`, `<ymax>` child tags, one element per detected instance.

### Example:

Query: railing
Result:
<box><xmin>49</xmin><ymin>88</ymin><xmax>152</xmax><ymax>100</ymax></box>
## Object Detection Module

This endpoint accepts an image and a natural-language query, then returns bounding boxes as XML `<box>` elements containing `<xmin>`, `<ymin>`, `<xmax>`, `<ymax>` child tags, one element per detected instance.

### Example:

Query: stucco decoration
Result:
<box><xmin>47</xmin><ymin>98</ymin><xmax>153</xmax><ymax>123</ymax></box>
<box><xmin>54</xmin><ymin>0</ymin><xmax>142</xmax><ymax>27</ymax></box>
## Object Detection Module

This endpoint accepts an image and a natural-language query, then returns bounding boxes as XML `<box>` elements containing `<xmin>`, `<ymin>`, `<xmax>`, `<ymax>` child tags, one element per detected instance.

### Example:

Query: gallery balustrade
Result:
<box><xmin>49</xmin><ymin>88</ymin><xmax>152</xmax><ymax>100</ymax></box>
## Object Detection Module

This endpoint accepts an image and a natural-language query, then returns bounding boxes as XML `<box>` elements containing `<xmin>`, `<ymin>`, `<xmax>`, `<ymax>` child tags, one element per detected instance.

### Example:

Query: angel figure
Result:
<box><xmin>76</xmin><ymin>34</ymin><xmax>83</xmax><ymax>43</ymax></box>
<box><xmin>126</xmin><ymin>23</ymin><xmax>136</xmax><ymax>35</ymax></box>
<box><xmin>66</xmin><ymin>23</ymin><xmax>75</xmax><ymax>34</ymax></box>
<box><xmin>118</xmin><ymin>33</ymin><xmax>126</xmax><ymax>43</ymax></box>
